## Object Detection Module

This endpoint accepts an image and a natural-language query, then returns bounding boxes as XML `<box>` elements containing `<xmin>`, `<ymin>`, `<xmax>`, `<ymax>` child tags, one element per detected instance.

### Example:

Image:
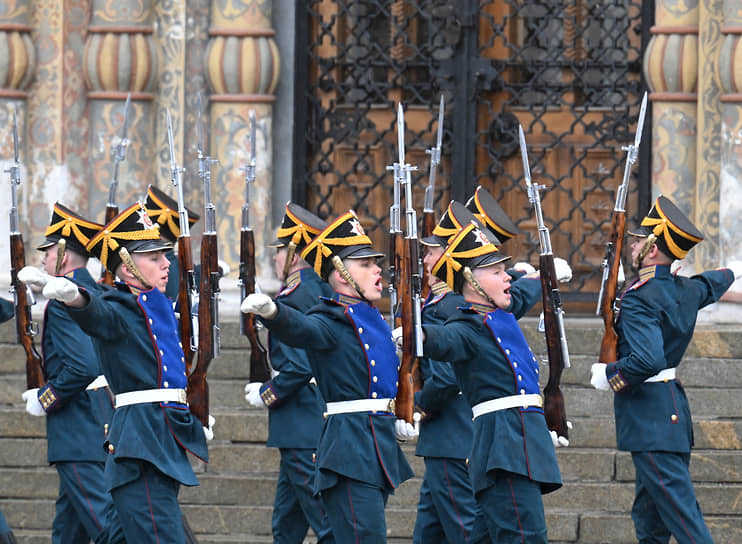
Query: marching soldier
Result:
<box><xmin>144</xmin><ymin>184</ymin><xmax>200</xmax><ymax>301</ymax></box>
<box><xmin>590</xmin><ymin>196</ymin><xmax>740</xmax><ymax>544</ymax></box>
<box><xmin>242</xmin><ymin>210</ymin><xmax>415</xmax><ymax>543</ymax></box>
<box><xmin>243</xmin><ymin>202</ymin><xmax>335</xmax><ymax>543</ymax></box>
<box><xmin>18</xmin><ymin>204</ymin><xmax>116</xmax><ymax>544</ymax></box>
<box><xmin>411</xmin><ymin>221</ymin><xmax>563</xmax><ymax>543</ymax></box>
<box><xmin>36</xmin><ymin>202</ymin><xmax>212</xmax><ymax>544</ymax></box>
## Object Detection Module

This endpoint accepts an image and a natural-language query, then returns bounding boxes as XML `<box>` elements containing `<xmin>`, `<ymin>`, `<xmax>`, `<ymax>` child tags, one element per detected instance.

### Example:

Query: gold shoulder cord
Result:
<box><xmin>462</xmin><ymin>266</ymin><xmax>496</xmax><ymax>307</ymax></box>
<box><xmin>282</xmin><ymin>241</ymin><xmax>297</xmax><ymax>279</ymax></box>
<box><xmin>634</xmin><ymin>233</ymin><xmax>657</xmax><ymax>269</ymax></box>
<box><xmin>331</xmin><ymin>255</ymin><xmax>367</xmax><ymax>300</ymax></box>
<box><xmin>54</xmin><ymin>238</ymin><xmax>66</xmax><ymax>275</ymax></box>
<box><xmin>118</xmin><ymin>247</ymin><xmax>152</xmax><ymax>290</ymax></box>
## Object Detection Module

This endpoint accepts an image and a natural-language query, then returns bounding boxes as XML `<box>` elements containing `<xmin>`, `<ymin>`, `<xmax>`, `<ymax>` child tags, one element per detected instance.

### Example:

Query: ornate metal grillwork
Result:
<box><xmin>295</xmin><ymin>0</ymin><xmax>650</xmax><ymax>311</ymax></box>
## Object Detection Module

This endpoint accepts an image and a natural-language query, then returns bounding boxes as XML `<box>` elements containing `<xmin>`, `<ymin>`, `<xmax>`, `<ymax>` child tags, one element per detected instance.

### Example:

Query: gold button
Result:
<box><xmin>142</xmin><ymin>295</ymin><xmax>147</xmax><ymax>302</ymax></box>
<box><xmin>372</xmin><ymin>392</ymin><xmax>378</xmax><ymax>398</ymax></box>
<box><xmin>364</xmin><ymin>343</ymin><xmax>370</xmax><ymax>349</ymax></box>
<box><xmin>358</xmin><ymin>327</ymin><xmax>363</xmax><ymax>334</ymax></box>
<box><xmin>371</xmin><ymin>360</ymin><xmax>376</xmax><ymax>366</ymax></box>
<box><xmin>372</xmin><ymin>376</ymin><xmax>378</xmax><ymax>383</ymax></box>
<box><xmin>671</xmin><ymin>414</ymin><xmax>677</xmax><ymax>421</ymax></box>
<box><xmin>108</xmin><ymin>444</ymin><xmax>114</xmax><ymax>453</ymax></box>
<box><xmin>312</xmin><ymin>452</ymin><xmax>316</xmax><ymax>462</ymax></box>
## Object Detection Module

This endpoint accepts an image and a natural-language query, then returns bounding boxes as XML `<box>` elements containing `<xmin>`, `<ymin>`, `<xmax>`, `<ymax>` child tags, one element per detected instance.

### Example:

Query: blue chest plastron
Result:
<box><xmin>137</xmin><ymin>288</ymin><xmax>188</xmax><ymax>394</ymax></box>
<box><xmin>345</xmin><ymin>302</ymin><xmax>398</xmax><ymax>399</ymax></box>
<box><xmin>484</xmin><ymin>309</ymin><xmax>542</xmax><ymax>412</ymax></box>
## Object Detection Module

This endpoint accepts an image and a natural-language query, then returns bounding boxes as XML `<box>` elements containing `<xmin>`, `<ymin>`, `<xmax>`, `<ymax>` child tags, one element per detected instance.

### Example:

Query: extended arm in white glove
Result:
<box><xmin>18</xmin><ymin>266</ymin><xmax>51</xmax><ymax>292</ymax></box>
<box><xmin>42</xmin><ymin>277</ymin><xmax>82</xmax><ymax>306</ymax></box>
<box><xmin>240</xmin><ymin>293</ymin><xmax>278</xmax><ymax>319</ymax></box>
<box><xmin>553</xmin><ymin>257</ymin><xmax>572</xmax><ymax>283</ymax></box>
<box><xmin>512</xmin><ymin>262</ymin><xmax>536</xmax><ymax>275</ymax></box>
<box><xmin>21</xmin><ymin>389</ymin><xmax>45</xmax><ymax>417</ymax></box>
<box><xmin>244</xmin><ymin>382</ymin><xmax>266</xmax><ymax>408</ymax></box>
<box><xmin>549</xmin><ymin>421</ymin><xmax>572</xmax><ymax>448</ymax></box>
<box><xmin>590</xmin><ymin>363</ymin><xmax>609</xmax><ymax>391</ymax></box>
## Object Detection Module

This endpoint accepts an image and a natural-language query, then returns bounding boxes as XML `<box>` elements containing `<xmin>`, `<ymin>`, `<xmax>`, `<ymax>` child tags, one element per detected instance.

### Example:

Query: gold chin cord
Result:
<box><xmin>331</xmin><ymin>255</ymin><xmax>367</xmax><ymax>300</ymax></box>
<box><xmin>462</xmin><ymin>266</ymin><xmax>497</xmax><ymax>307</ymax></box>
<box><xmin>633</xmin><ymin>233</ymin><xmax>657</xmax><ymax>269</ymax></box>
<box><xmin>282</xmin><ymin>241</ymin><xmax>297</xmax><ymax>280</ymax></box>
<box><xmin>54</xmin><ymin>239</ymin><xmax>66</xmax><ymax>275</ymax></box>
<box><xmin>118</xmin><ymin>247</ymin><xmax>152</xmax><ymax>290</ymax></box>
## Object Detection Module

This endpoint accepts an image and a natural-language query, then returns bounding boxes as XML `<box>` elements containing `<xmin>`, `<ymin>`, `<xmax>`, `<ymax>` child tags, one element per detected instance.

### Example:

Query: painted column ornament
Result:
<box><xmin>205</xmin><ymin>0</ymin><xmax>280</xmax><ymax>278</ymax></box>
<box><xmin>642</xmin><ymin>0</ymin><xmax>700</xmax><ymax>269</ymax></box>
<box><xmin>82</xmin><ymin>0</ymin><xmax>158</xmax><ymax>224</ymax></box>
<box><xmin>719</xmin><ymin>0</ymin><xmax>742</xmax><ymax>263</ymax></box>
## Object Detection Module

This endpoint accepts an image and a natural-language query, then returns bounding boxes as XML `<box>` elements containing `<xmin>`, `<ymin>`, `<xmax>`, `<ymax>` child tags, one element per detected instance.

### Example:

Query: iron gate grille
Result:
<box><xmin>294</xmin><ymin>0</ymin><xmax>651</xmax><ymax>312</ymax></box>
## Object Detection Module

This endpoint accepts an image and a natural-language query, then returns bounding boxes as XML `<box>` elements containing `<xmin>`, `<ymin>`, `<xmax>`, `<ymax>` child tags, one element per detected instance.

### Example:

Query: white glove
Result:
<box><xmin>244</xmin><ymin>382</ymin><xmax>265</xmax><ymax>408</ymax></box>
<box><xmin>549</xmin><ymin>421</ymin><xmax>572</xmax><ymax>448</ymax></box>
<box><xmin>590</xmin><ymin>363</ymin><xmax>609</xmax><ymax>391</ymax></box>
<box><xmin>18</xmin><ymin>266</ymin><xmax>51</xmax><ymax>292</ymax></box>
<box><xmin>42</xmin><ymin>276</ymin><xmax>79</xmax><ymax>304</ymax></box>
<box><xmin>240</xmin><ymin>293</ymin><xmax>277</xmax><ymax>319</ymax></box>
<box><xmin>21</xmin><ymin>389</ymin><xmax>45</xmax><ymax>416</ymax></box>
<box><xmin>391</xmin><ymin>326</ymin><xmax>403</xmax><ymax>349</ymax></box>
<box><xmin>203</xmin><ymin>415</ymin><xmax>215</xmax><ymax>441</ymax></box>
<box><xmin>394</xmin><ymin>418</ymin><xmax>419</xmax><ymax>441</ymax></box>
<box><xmin>553</xmin><ymin>257</ymin><xmax>572</xmax><ymax>283</ymax></box>
<box><xmin>726</xmin><ymin>260</ymin><xmax>742</xmax><ymax>280</ymax></box>
<box><xmin>512</xmin><ymin>262</ymin><xmax>536</xmax><ymax>275</ymax></box>
<box><xmin>617</xmin><ymin>260</ymin><xmax>625</xmax><ymax>284</ymax></box>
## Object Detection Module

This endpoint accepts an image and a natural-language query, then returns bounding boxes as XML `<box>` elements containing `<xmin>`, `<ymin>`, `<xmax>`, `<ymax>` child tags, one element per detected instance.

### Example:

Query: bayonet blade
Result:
<box><xmin>633</xmin><ymin>92</ymin><xmax>648</xmax><ymax>149</ymax></box>
<box><xmin>397</xmin><ymin>103</ymin><xmax>405</xmax><ymax>168</ymax></box>
<box><xmin>11</xmin><ymin>108</ymin><xmax>19</xmax><ymax>166</ymax></box>
<box><xmin>435</xmin><ymin>95</ymin><xmax>444</xmax><ymax>151</ymax></box>
<box><xmin>518</xmin><ymin>124</ymin><xmax>532</xmax><ymax>188</ymax></box>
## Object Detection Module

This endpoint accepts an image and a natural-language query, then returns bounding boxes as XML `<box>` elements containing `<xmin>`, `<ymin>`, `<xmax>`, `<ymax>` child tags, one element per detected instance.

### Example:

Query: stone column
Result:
<box><xmin>643</xmin><ymin>0</ymin><xmax>699</xmax><ymax>267</ymax></box>
<box><xmin>0</xmin><ymin>0</ymin><xmax>35</xmax><ymax>272</ymax></box>
<box><xmin>82</xmin><ymin>0</ymin><xmax>158</xmax><ymax>223</ymax></box>
<box><xmin>205</xmin><ymin>0</ymin><xmax>280</xmax><ymax>284</ymax></box>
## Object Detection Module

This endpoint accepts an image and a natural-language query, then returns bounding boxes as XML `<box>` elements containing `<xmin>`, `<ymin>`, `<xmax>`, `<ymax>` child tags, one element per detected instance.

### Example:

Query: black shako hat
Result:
<box><xmin>423</xmin><ymin>201</ymin><xmax>495</xmax><ymax>247</ymax></box>
<box><xmin>301</xmin><ymin>210</ymin><xmax>383</xmax><ymax>281</ymax></box>
<box><xmin>465</xmin><ymin>186</ymin><xmax>521</xmax><ymax>243</ymax></box>
<box><xmin>86</xmin><ymin>202</ymin><xmax>172</xmax><ymax>274</ymax></box>
<box><xmin>269</xmin><ymin>202</ymin><xmax>328</xmax><ymax>253</ymax></box>
<box><xmin>629</xmin><ymin>195</ymin><xmax>704</xmax><ymax>260</ymax></box>
<box><xmin>37</xmin><ymin>203</ymin><xmax>103</xmax><ymax>256</ymax></box>
<box><xmin>432</xmin><ymin>221</ymin><xmax>511</xmax><ymax>293</ymax></box>
<box><xmin>144</xmin><ymin>185</ymin><xmax>200</xmax><ymax>243</ymax></box>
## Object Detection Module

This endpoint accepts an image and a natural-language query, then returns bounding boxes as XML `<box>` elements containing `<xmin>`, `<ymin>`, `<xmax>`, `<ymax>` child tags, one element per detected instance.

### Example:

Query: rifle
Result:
<box><xmin>166</xmin><ymin>109</ymin><xmax>198</xmax><ymax>376</ymax></box>
<box><xmin>390</xmin><ymin>103</ymin><xmax>423</xmax><ymax>425</ymax></box>
<box><xmin>519</xmin><ymin>124</ymin><xmax>571</xmax><ymax>439</ymax></box>
<box><xmin>102</xmin><ymin>93</ymin><xmax>131</xmax><ymax>285</ymax></box>
<box><xmin>5</xmin><ymin>108</ymin><xmax>43</xmax><ymax>389</ymax></box>
<box><xmin>189</xmin><ymin>95</ymin><xmax>221</xmax><ymax>427</ymax></box>
<box><xmin>238</xmin><ymin>110</ymin><xmax>271</xmax><ymax>383</ymax></box>
<box><xmin>422</xmin><ymin>95</ymin><xmax>444</xmax><ymax>298</ymax></box>
<box><xmin>596</xmin><ymin>92</ymin><xmax>648</xmax><ymax>364</ymax></box>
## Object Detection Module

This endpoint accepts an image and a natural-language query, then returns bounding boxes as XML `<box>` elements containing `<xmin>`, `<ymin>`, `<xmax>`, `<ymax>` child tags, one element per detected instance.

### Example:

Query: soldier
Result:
<box><xmin>243</xmin><ymin>202</ymin><xmax>335</xmax><ymax>543</ymax></box>
<box><xmin>590</xmin><ymin>196</ymin><xmax>740</xmax><ymax>544</ymax></box>
<box><xmin>36</xmin><ymin>202</ymin><xmax>212</xmax><ymax>544</ymax></box>
<box><xmin>241</xmin><ymin>210</ymin><xmax>415</xmax><ymax>543</ymax></box>
<box><xmin>413</xmin><ymin>198</ymin><xmax>570</xmax><ymax>544</ymax></box>
<box><xmin>410</xmin><ymin>221</ymin><xmax>563</xmax><ymax>543</ymax></box>
<box><xmin>18</xmin><ymin>203</ymin><xmax>116</xmax><ymax>544</ymax></box>
<box><xmin>144</xmin><ymin>184</ymin><xmax>200</xmax><ymax>301</ymax></box>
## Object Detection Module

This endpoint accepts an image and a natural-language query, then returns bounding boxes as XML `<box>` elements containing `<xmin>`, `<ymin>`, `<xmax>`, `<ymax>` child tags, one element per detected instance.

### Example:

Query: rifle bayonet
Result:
<box><xmin>424</xmin><ymin>95</ymin><xmax>444</xmax><ymax>215</ymax></box>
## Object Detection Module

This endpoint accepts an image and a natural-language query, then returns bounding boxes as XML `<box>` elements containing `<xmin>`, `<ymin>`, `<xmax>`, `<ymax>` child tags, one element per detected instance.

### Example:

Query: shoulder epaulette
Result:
<box><xmin>278</xmin><ymin>270</ymin><xmax>302</xmax><ymax>297</ymax></box>
<box><xmin>627</xmin><ymin>278</ymin><xmax>650</xmax><ymax>292</ymax></box>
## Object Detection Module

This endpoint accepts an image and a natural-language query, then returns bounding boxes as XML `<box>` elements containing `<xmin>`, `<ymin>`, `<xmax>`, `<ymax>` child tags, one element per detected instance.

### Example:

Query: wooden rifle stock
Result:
<box><xmin>539</xmin><ymin>254</ymin><xmax>569</xmax><ymax>439</ymax></box>
<box><xmin>190</xmin><ymin>233</ymin><xmax>218</xmax><ymax>426</ymax></box>
<box><xmin>240</xmin><ymin>228</ymin><xmax>270</xmax><ymax>382</ymax></box>
<box><xmin>178</xmin><ymin>236</ymin><xmax>196</xmax><ymax>375</ymax></box>
<box><xmin>598</xmin><ymin>212</ymin><xmax>625</xmax><ymax>364</ymax></box>
<box><xmin>10</xmin><ymin>234</ymin><xmax>44</xmax><ymax>389</ymax></box>
<box><xmin>101</xmin><ymin>205</ymin><xmax>118</xmax><ymax>285</ymax></box>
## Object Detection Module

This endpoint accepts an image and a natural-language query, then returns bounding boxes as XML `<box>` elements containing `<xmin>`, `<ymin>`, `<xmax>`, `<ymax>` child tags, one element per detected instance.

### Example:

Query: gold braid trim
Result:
<box><xmin>331</xmin><ymin>255</ymin><xmax>366</xmax><ymax>299</ymax></box>
<box><xmin>45</xmin><ymin>217</ymin><xmax>97</xmax><ymax>246</ymax></box>
<box><xmin>54</xmin><ymin>239</ymin><xmax>66</xmax><ymax>275</ymax></box>
<box><xmin>118</xmin><ymin>247</ymin><xmax>152</xmax><ymax>289</ymax></box>
<box><xmin>147</xmin><ymin>207</ymin><xmax>180</xmax><ymax>238</ymax></box>
<box><xmin>462</xmin><ymin>266</ymin><xmax>496</xmax><ymax>306</ymax></box>
<box><xmin>634</xmin><ymin>233</ymin><xmax>657</xmax><ymax>268</ymax></box>
<box><xmin>283</xmin><ymin>241</ymin><xmax>297</xmax><ymax>279</ymax></box>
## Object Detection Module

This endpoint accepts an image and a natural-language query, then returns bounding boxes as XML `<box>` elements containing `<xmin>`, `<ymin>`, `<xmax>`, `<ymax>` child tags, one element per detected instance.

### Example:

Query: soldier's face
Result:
<box><xmin>471</xmin><ymin>263</ymin><xmax>511</xmax><ymax>308</ymax></box>
<box><xmin>273</xmin><ymin>247</ymin><xmax>288</xmax><ymax>281</ymax></box>
<box><xmin>132</xmin><ymin>250</ymin><xmax>170</xmax><ymax>292</ymax></box>
<box><xmin>422</xmin><ymin>245</ymin><xmax>444</xmax><ymax>287</ymax></box>
<box><xmin>344</xmin><ymin>257</ymin><xmax>383</xmax><ymax>302</ymax></box>
<box><xmin>40</xmin><ymin>245</ymin><xmax>59</xmax><ymax>276</ymax></box>
<box><xmin>630</xmin><ymin>237</ymin><xmax>645</xmax><ymax>268</ymax></box>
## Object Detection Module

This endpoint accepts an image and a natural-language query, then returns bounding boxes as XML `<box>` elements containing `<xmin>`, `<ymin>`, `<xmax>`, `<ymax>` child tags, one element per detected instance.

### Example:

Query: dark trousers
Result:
<box><xmin>413</xmin><ymin>457</ymin><xmax>490</xmax><ymax>544</ymax></box>
<box><xmin>53</xmin><ymin>461</ymin><xmax>113</xmax><ymax>544</ymax></box>
<box><xmin>477</xmin><ymin>470</ymin><xmax>547</xmax><ymax>544</ymax></box>
<box><xmin>321</xmin><ymin>476</ymin><xmax>389</xmax><ymax>543</ymax></box>
<box><xmin>631</xmin><ymin>451</ymin><xmax>713</xmax><ymax>544</ymax></box>
<box><xmin>109</xmin><ymin>461</ymin><xmax>185</xmax><ymax>544</ymax></box>
<box><xmin>272</xmin><ymin>448</ymin><xmax>334</xmax><ymax>543</ymax></box>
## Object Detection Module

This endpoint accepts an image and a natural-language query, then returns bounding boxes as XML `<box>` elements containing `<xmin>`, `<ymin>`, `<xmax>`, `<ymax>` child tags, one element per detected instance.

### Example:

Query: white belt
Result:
<box><xmin>645</xmin><ymin>368</ymin><xmax>676</xmax><ymax>383</ymax></box>
<box><xmin>472</xmin><ymin>394</ymin><xmax>543</xmax><ymax>420</ymax></box>
<box><xmin>324</xmin><ymin>398</ymin><xmax>395</xmax><ymax>417</ymax></box>
<box><xmin>115</xmin><ymin>388</ymin><xmax>187</xmax><ymax>408</ymax></box>
<box><xmin>85</xmin><ymin>375</ymin><xmax>109</xmax><ymax>390</ymax></box>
